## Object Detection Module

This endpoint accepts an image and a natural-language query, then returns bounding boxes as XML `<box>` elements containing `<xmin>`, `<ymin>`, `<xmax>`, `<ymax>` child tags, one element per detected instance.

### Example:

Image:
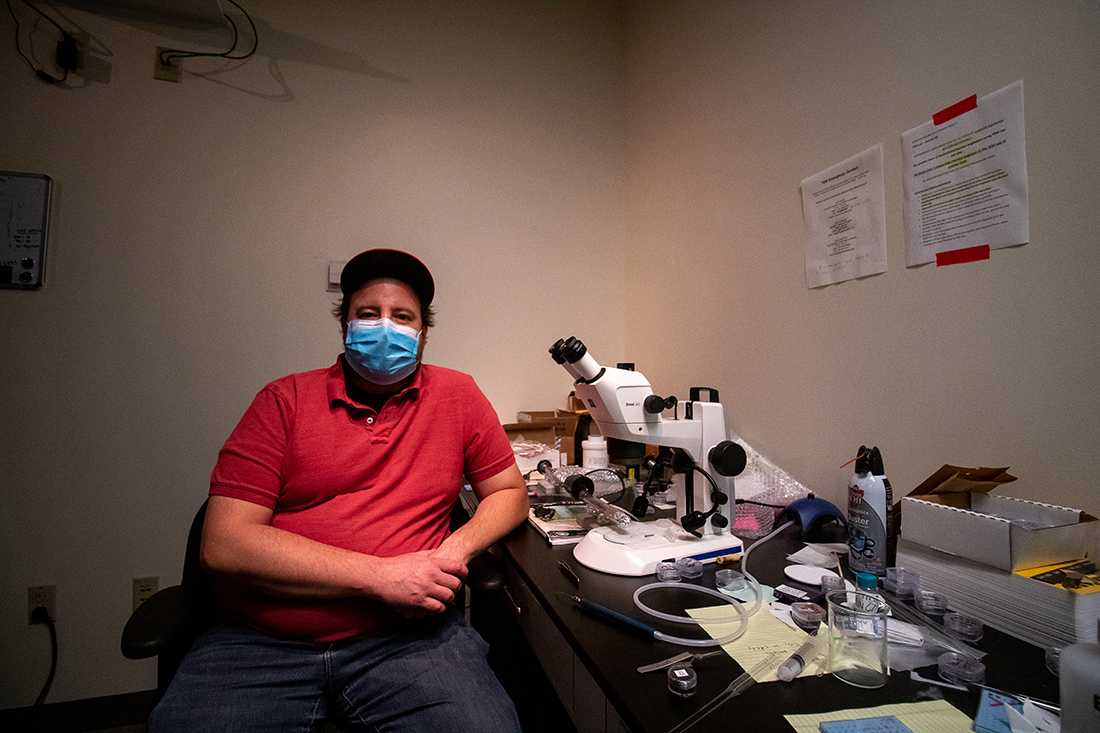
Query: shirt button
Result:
<box><xmin>366</xmin><ymin>416</ymin><xmax>375</xmax><ymax>425</ymax></box>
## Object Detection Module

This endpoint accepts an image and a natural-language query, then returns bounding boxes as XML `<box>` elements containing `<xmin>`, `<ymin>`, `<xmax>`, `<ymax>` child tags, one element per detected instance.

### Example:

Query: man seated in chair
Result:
<box><xmin>150</xmin><ymin>249</ymin><xmax>529</xmax><ymax>732</ymax></box>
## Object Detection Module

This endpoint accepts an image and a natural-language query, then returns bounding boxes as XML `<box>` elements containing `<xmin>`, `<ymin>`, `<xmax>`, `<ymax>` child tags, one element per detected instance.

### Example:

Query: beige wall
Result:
<box><xmin>0</xmin><ymin>0</ymin><xmax>625</xmax><ymax>706</ymax></box>
<box><xmin>623</xmin><ymin>1</ymin><xmax>1099</xmax><ymax>526</ymax></box>
<box><xmin>3</xmin><ymin>0</ymin><xmax>1098</xmax><ymax>711</ymax></box>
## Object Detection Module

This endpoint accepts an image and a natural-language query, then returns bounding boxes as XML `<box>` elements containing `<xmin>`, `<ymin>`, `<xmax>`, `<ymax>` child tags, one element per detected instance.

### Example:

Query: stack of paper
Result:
<box><xmin>897</xmin><ymin>540</ymin><xmax>1100</xmax><ymax>649</ymax></box>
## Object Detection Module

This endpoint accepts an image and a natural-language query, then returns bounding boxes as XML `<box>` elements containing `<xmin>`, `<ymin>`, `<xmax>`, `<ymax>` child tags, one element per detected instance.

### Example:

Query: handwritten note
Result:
<box><xmin>687</xmin><ymin>603</ymin><xmax>826</xmax><ymax>682</ymax></box>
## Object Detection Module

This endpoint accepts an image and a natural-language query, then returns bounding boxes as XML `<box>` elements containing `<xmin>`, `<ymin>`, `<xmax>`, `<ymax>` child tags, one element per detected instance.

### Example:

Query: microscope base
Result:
<box><xmin>572</xmin><ymin>519</ymin><xmax>743</xmax><ymax>577</ymax></box>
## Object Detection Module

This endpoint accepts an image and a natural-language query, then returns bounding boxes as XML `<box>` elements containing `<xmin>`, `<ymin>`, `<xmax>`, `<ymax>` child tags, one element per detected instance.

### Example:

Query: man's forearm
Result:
<box><xmin>202</xmin><ymin>522</ymin><xmax>382</xmax><ymax>599</ymax></box>
<box><xmin>437</xmin><ymin>487</ymin><xmax>529</xmax><ymax>563</ymax></box>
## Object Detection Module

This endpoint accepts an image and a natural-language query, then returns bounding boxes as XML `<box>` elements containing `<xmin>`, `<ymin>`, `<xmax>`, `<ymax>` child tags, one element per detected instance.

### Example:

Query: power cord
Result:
<box><xmin>158</xmin><ymin>0</ymin><xmax>258</xmax><ymax>66</ymax></box>
<box><xmin>6</xmin><ymin>0</ymin><xmax>77</xmax><ymax>83</ymax></box>
<box><xmin>30</xmin><ymin>606</ymin><xmax>57</xmax><ymax>706</ymax></box>
<box><xmin>582</xmin><ymin>468</ymin><xmax>627</xmax><ymax>505</ymax></box>
<box><xmin>736</xmin><ymin>498</ymin><xmax>787</xmax><ymax>509</ymax></box>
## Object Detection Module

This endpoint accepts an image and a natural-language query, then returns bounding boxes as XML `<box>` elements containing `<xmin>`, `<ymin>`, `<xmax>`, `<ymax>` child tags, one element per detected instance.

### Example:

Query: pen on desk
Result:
<box><xmin>558</xmin><ymin>561</ymin><xmax>581</xmax><ymax>587</ymax></box>
<box><xmin>566</xmin><ymin>594</ymin><xmax>658</xmax><ymax>639</ymax></box>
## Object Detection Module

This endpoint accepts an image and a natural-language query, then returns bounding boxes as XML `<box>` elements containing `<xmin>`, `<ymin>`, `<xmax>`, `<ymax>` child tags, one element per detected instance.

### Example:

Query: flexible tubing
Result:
<box><xmin>740</xmin><ymin>519</ymin><xmax>795</xmax><ymax>589</ymax></box>
<box><xmin>633</xmin><ymin>582</ymin><xmax>753</xmax><ymax>648</ymax></box>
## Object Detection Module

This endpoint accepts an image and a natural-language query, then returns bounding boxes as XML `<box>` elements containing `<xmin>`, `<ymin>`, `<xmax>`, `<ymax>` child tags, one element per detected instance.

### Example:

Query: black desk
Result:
<box><xmin>490</xmin><ymin>518</ymin><xmax>1059</xmax><ymax>733</ymax></box>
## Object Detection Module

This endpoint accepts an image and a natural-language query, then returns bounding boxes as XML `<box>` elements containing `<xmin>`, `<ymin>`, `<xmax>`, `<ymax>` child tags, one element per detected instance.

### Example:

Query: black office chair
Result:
<box><xmin>121</xmin><ymin>499</ymin><xmax>505</xmax><ymax>706</ymax></box>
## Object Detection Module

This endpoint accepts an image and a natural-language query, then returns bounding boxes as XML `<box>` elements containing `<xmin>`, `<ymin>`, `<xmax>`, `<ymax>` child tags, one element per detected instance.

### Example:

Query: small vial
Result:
<box><xmin>675</xmin><ymin>557</ymin><xmax>703</xmax><ymax>580</ymax></box>
<box><xmin>944</xmin><ymin>612</ymin><xmax>983</xmax><ymax>642</ymax></box>
<box><xmin>819</xmin><ymin>574</ymin><xmax>845</xmax><ymax>596</ymax></box>
<box><xmin>667</xmin><ymin>663</ymin><xmax>697</xmax><ymax>698</ymax></box>
<box><xmin>656</xmin><ymin>561</ymin><xmax>681</xmax><ymax>582</ymax></box>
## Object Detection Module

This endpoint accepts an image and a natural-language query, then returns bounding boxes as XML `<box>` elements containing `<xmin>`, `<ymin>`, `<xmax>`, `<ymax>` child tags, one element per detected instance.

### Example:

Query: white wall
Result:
<box><xmin>623</xmin><ymin>1</ymin><xmax>1099</xmax><ymax>525</ymax></box>
<box><xmin>0</xmin><ymin>0</ymin><xmax>625</xmax><ymax>707</ymax></box>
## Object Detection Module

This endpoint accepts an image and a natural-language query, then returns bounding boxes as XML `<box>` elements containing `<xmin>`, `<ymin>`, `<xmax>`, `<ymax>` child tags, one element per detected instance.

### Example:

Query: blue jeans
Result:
<box><xmin>149</xmin><ymin>612</ymin><xmax>520</xmax><ymax>732</ymax></box>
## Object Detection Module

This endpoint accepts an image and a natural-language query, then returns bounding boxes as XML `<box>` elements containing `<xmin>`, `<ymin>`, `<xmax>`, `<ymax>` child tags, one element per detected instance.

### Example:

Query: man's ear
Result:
<box><xmin>417</xmin><ymin>327</ymin><xmax>429</xmax><ymax>359</ymax></box>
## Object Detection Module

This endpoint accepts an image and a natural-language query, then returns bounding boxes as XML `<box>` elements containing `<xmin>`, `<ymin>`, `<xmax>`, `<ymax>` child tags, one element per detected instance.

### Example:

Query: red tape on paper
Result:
<box><xmin>936</xmin><ymin>244</ymin><xmax>990</xmax><ymax>266</ymax></box>
<box><xmin>933</xmin><ymin>94</ymin><xmax>977</xmax><ymax>125</ymax></box>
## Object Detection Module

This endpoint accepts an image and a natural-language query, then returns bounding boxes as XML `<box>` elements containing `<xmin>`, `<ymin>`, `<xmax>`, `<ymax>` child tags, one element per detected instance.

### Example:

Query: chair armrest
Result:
<box><xmin>468</xmin><ymin>551</ymin><xmax>504</xmax><ymax>594</ymax></box>
<box><xmin>120</xmin><ymin>585</ymin><xmax>193</xmax><ymax>659</ymax></box>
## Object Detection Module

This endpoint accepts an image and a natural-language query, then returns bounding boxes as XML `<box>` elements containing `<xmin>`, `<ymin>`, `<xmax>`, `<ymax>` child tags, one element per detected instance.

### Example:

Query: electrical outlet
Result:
<box><xmin>132</xmin><ymin>576</ymin><xmax>160</xmax><ymax>611</ymax></box>
<box><xmin>154</xmin><ymin>47</ymin><xmax>181</xmax><ymax>83</ymax></box>
<box><xmin>28</xmin><ymin>585</ymin><xmax>56</xmax><ymax>625</ymax></box>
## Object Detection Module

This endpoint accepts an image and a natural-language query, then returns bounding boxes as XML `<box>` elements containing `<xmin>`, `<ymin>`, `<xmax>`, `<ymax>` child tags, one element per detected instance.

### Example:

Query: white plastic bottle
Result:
<box><xmin>1060</xmin><ymin>623</ymin><xmax>1100</xmax><ymax>733</ymax></box>
<box><xmin>581</xmin><ymin>436</ymin><xmax>609</xmax><ymax>469</ymax></box>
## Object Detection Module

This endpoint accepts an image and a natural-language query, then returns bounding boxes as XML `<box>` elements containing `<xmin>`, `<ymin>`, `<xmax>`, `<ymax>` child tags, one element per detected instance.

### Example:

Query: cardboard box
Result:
<box><xmin>503</xmin><ymin>417</ymin><xmax>577</xmax><ymax>466</ymax></box>
<box><xmin>901</xmin><ymin>464</ymin><xmax>1097</xmax><ymax>572</ymax></box>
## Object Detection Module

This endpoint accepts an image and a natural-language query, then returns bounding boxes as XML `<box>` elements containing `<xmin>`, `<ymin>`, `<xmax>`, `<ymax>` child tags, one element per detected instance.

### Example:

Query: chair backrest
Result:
<box><xmin>180</xmin><ymin>499</ymin><xmax>215</xmax><ymax>633</ymax></box>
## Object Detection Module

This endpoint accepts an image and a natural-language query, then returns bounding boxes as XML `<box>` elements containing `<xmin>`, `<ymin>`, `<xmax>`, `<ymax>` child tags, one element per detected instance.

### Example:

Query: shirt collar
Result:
<box><xmin>327</xmin><ymin>355</ymin><xmax>424</xmax><ymax>409</ymax></box>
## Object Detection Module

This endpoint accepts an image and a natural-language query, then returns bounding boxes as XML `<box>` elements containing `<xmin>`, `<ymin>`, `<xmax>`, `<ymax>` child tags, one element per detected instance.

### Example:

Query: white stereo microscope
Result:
<box><xmin>548</xmin><ymin>336</ymin><xmax>747</xmax><ymax>576</ymax></box>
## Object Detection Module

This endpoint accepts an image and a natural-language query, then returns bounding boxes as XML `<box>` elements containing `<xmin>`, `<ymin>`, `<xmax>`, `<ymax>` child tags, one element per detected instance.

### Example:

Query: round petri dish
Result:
<box><xmin>938</xmin><ymin>651</ymin><xmax>985</xmax><ymax>685</ymax></box>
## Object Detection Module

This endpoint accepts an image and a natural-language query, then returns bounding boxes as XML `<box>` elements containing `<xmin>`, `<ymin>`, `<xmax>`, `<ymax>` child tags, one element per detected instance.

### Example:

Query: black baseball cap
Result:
<box><xmin>340</xmin><ymin>248</ymin><xmax>435</xmax><ymax>307</ymax></box>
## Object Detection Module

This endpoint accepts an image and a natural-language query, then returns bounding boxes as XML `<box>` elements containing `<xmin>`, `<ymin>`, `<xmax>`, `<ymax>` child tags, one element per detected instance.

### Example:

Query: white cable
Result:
<box><xmin>740</xmin><ymin>519</ymin><xmax>794</xmax><ymax>588</ymax></box>
<box><xmin>632</xmin><ymin>581</ymin><xmax>756</xmax><ymax>648</ymax></box>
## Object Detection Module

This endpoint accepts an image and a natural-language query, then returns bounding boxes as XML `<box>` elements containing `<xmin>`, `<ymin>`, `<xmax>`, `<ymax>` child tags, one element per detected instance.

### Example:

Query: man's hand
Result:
<box><xmin>368</xmin><ymin>550</ymin><xmax>468</xmax><ymax>617</ymax></box>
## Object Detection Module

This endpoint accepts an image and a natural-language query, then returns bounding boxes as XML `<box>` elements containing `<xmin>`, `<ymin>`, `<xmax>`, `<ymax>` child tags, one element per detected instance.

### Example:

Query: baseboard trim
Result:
<box><xmin>0</xmin><ymin>689</ymin><xmax>158</xmax><ymax>732</ymax></box>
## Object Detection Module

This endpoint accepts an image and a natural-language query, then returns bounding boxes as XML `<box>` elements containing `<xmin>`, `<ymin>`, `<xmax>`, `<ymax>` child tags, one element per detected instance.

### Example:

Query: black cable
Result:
<box><xmin>5</xmin><ymin>0</ymin><xmax>34</xmax><ymax>71</ymax></box>
<box><xmin>736</xmin><ymin>499</ymin><xmax>787</xmax><ymax>509</ymax></box>
<box><xmin>31</xmin><ymin>608</ymin><xmax>57</xmax><ymax>706</ymax></box>
<box><xmin>159</xmin><ymin>0</ymin><xmax>258</xmax><ymax>65</ymax></box>
<box><xmin>18</xmin><ymin>0</ymin><xmax>63</xmax><ymax>33</ymax></box>
<box><xmin>690</xmin><ymin>464</ymin><xmax>722</xmax><ymax>497</ymax></box>
<box><xmin>7</xmin><ymin>0</ymin><xmax>69</xmax><ymax>81</ymax></box>
<box><xmin>583</xmin><ymin>468</ymin><xmax>627</xmax><ymax>505</ymax></box>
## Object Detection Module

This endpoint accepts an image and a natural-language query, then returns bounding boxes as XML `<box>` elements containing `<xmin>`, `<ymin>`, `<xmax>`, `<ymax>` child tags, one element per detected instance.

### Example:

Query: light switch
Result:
<box><xmin>327</xmin><ymin>260</ymin><xmax>345</xmax><ymax>292</ymax></box>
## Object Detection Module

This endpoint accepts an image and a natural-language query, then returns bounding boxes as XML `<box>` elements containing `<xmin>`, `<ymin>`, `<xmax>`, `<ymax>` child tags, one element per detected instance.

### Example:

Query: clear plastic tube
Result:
<box><xmin>740</xmin><ymin>519</ymin><xmax>794</xmax><ymax>588</ymax></box>
<box><xmin>632</xmin><ymin>581</ymin><xmax>757</xmax><ymax>648</ymax></box>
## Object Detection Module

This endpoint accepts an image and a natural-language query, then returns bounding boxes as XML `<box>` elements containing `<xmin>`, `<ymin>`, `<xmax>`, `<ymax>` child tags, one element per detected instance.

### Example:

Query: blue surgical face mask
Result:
<box><xmin>344</xmin><ymin>318</ymin><xmax>421</xmax><ymax>386</ymax></box>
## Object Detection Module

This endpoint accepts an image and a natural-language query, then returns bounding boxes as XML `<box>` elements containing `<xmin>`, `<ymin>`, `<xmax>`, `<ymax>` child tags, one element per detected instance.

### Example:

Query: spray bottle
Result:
<box><xmin>847</xmin><ymin>446</ymin><xmax>893</xmax><ymax>577</ymax></box>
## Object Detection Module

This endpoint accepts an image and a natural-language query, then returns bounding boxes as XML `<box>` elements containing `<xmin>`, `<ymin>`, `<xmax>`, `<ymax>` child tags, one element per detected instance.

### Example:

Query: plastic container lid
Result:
<box><xmin>715</xmin><ymin>569</ymin><xmax>745</xmax><ymax>592</ymax></box>
<box><xmin>916</xmin><ymin>590</ymin><xmax>948</xmax><ymax>616</ymax></box>
<box><xmin>938</xmin><ymin>652</ymin><xmax>985</xmax><ymax>684</ymax></box>
<box><xmin>675</xmin><ymin>557</ymin><xmax>703</xmax><ymax>579</ymax></box>
<box><xmin>790</xmin><ymin>602</ymin><xmax>826</xmax><ymax>633</ymax></box>
<box><xmin>944</xmin><ymin>612</ymin><xmax>984</xmax><ymax>643</ymax></box>
<box><xmin>855</xmin><ymin>571</ymin><xmax>879</xmax><ymax>591</ymax></box>
<box><xmin>884</xmin><ymin>567</ymin><xmax>920</xmax><ymax>599</ymax></box>
<box><xmin>667</xmin><ymin>663</ymin><xmax>697</xmax><ymax>697</ymax></box>
<box><xmin>656</xmin><ymin>561</ymin><xmax>681</xmax><ymax>582</ymax></box>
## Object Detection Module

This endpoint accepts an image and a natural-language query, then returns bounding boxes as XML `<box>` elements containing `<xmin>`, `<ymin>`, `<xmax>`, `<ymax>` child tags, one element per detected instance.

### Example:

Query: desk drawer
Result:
<box><xmin>502</xmin><ymin>558</ymin><xmax>575</xmax><ymax>715</ymax></box>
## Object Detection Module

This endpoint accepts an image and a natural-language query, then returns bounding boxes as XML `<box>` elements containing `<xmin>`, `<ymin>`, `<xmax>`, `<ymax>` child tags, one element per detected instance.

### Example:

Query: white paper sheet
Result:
<box><xmin>801</xmin><ymin>144</ymin><xmax>888</xmax><ymax>288</ymax></box>
<box><xmin>901</xmin><ymin>80</ymin><xmax>1029</xmax><ymax>266</ymax></box>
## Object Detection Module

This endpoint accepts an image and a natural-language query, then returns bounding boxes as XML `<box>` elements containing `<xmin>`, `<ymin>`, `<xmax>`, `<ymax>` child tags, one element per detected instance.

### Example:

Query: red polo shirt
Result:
<box><xmin>208</xmin><ymin>359</ymin><xmax>515</xmax><ymax>642</ymax></box>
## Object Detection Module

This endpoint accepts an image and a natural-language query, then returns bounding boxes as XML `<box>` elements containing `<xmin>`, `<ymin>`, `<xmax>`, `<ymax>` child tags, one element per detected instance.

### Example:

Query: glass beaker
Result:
<box><xmin>826</xmin><ymin>590</ymin><xmax>890</xmax><ymax>689</ymax></box>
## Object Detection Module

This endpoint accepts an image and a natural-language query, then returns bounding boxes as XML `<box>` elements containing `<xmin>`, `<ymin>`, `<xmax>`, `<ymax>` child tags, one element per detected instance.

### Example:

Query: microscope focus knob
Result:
<box><xmin>708</xmin><ymin>441</ymin><xmax>747</xmax><ymax>477</ymax></box>
<box><xmin>709</xmin><ymin>513</ymin><xmax>729</xmax><ymax>529</ymax></box>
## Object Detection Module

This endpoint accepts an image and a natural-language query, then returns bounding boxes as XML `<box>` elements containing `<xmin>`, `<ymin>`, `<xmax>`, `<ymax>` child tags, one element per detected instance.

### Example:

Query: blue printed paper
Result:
<box><xmin>818</xmin><ymin>716</ymin><xmax>914</xmax><ymax>733</ymax></box>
